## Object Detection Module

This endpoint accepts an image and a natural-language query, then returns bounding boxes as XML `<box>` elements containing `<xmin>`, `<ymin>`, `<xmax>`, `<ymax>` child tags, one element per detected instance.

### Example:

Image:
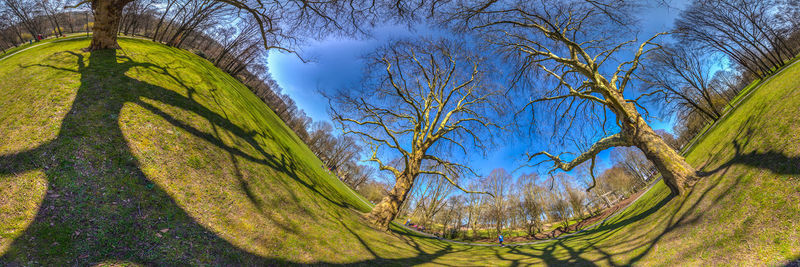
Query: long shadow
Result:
<box><xmin>697</xmin><ymin>121</ymin><xmax>800</xmax><ymax>177</ymax></box>
<box><xmin>619</xmin><ymin>114</ymin><xmax>795</xmax><ymax>264</ymax></box>
<box><xmin>0</xmin><ymin>45</ymin><xmax>342</xmax><ymax>264</ymax></box>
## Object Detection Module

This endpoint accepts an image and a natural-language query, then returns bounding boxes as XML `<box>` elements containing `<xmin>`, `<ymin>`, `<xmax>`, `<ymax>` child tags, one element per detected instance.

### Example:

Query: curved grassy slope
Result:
<box><xmin>0</xmin><ymin>37</ymin><xmax>406</xmax><ymax>265</ymax></box>
<box><xmin>1</xmin><ymin>37</ymin><xmax>798</xmax><ymax>266</ymax></box>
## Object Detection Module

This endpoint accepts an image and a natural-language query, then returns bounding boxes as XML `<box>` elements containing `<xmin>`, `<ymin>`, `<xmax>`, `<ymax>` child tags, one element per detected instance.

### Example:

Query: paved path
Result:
<box><xmin>0</xmin><ymin>35</ymin><xmax>90</xmax><ymax>62</ymax></box>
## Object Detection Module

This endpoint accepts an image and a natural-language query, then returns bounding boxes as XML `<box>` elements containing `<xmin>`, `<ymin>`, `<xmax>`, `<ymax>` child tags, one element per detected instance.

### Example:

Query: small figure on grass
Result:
<box><xmin>498</xmin><ymin>233</ymin><xmax>504</xmax><ymax>247</ymax></box>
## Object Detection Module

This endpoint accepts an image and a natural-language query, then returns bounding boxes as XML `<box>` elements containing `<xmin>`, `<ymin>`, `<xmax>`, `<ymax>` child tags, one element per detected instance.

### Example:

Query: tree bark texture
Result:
<box><xmin>609</xmin><ymin>86</ymin><xmax>696</xmax><ymax>196</ymax></box>
<box><xmin>368</xmin><ymin>160</ymin><xmax>420</xmax><ymax>229</ymax></box>
<box><xmin>89</xmin><ymin>0</ymin><xmax>130</xmax><ymax>50</ymax></box>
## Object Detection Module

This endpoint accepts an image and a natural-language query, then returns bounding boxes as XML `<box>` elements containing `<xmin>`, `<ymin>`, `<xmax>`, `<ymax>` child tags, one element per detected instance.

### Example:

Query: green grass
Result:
<box><xmin>0</xmin><ymin>37</ymin><xmax>389</xmax><ymax>265</ymax></box>
<box><xmin>0</xmin><ymin>33</ymin><xmax>87</xmax><ymax>61</ymax></box>
<box><xmin>1</xmin><ymin>37</ymin><xmax>798</xmax><ymax>266</ymax></box>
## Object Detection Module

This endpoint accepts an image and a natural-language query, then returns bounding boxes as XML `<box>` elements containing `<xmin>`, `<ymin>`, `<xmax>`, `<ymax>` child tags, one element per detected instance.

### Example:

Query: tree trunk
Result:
<box><xmin>89</xmin><ymin>0</ymin><xmax>129</xmax><ymax>50</ymax></box>
<box><xmin>369</xmin><ymin>164</ymin><xmax>419</xmax><ymax>229</ymax></box>
<box><xmin>608</xmin><ymin>85</ymin><xmax>697</xmax><ymax>196</ymax></box>
<box><xmin>630</xmin><ymin>118</ymin><xmax>696</xmax><ymax>196</ymax></box>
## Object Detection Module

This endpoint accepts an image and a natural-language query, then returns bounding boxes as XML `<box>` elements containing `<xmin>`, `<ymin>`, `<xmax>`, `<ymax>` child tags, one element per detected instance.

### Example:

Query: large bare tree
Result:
<box><xmin>458</xmin><ymin>0</ymin><xmax>697</xmax><ymax>196</ymax></box>
<box><xmin>329</xmin><ymin>38</ymin><xmax>501</xmax><ymax>228</ymax></box>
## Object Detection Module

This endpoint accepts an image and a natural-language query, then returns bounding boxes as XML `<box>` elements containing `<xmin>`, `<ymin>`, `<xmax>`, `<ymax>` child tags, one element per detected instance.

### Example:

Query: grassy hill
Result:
<box><xmin>1</xmin><ymin>37</ymin><xmax>798</xmax><ymax>266</ymax></box>
<box><xmin>0</xmin><ymin>37</ymin><xmax>407</xmax><ymax>265</ymax></box>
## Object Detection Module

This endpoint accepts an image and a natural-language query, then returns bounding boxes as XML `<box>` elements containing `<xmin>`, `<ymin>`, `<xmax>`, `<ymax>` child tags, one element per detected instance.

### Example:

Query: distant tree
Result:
<box><xmin>484</xmin><ymin>168</ymin><xmax>511</xmax><ymax>234</ymax></box>
<box><xmin>612</xmin><ymin>146</ymin><xmax>653</xmax><ymax>184</ymax></box>
<box><xmin>544</xmin><ymin>185</ymin><xmax>570</xmax><ymax>228</ymax></box>
<box><xmin>414</xmin><ymin>171</ymin><xmax>455</xmax><ymax>228</ymax></box>
<box><xmin>3</xmin><ymin>0</ymin><xmax>43</xmax><ymax>36</ymax></box>
<box><xmin>641</xmin><ymin>45</ymin><xmax>726</xmax><ymax>122</ymax></box>
<box><xmin>330</xmin><ymin>38</ymin><xmax>500</xmax><ymax>229</ymax></box>
<box><xmin>464</xmin><ymin>180</ymin><xmax>486</xmax><ymax>239</ymax></box>
<box><xmin>438</xmin><ymin>195</ymin><xmax>464</xmax><ymax>238</ymax></box>
<box><xmin>36</xmin><ymin>0</ymin><xmax>65</xmax><ymax>36</ymax></box>
<box><xmin>676</xmin><ymin>0</ymin><xmax>797</xmax><ymax>79</ymax></box>
<box><xmin>356</xmin><ymin>180</ymin><xmax>389</xmax><ymax>204</ymax></box>
<box><xmin>517</xmin><ymin>173</ymin><xmax>544</xmax><ymax>237</ymax></box>
<box><xmin>562</xmin><ymin>177</ymin><xmax>586</xmax><ymax>219</ymax></box>
<box><xmin>655</xmin><ymin>130</ymin><xmax>680</xmax><ymax>151</ymax></box>
<box><xmin>597</xmin><ymin>164</ymin><xmax>641</xmax><ymax>197</ymax></box>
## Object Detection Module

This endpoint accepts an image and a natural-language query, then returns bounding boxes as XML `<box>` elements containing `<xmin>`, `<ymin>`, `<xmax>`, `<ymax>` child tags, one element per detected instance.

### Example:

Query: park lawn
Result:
<box><xmin>0</xmin><ymin>37</ymin><xmax>414</xmax><ymax>265</ymax></box>
<box><xmin>1</xmin><ymin>37</ymin><xmax>797</xmax><ymax>266</ymax></box>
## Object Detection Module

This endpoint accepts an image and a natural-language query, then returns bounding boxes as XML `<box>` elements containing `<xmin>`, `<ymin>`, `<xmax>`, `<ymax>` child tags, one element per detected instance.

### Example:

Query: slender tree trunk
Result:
<box><xmin>369</xmin><ymin>161</ymin><xmax>420</xmax><ymax>229</ymax></box>
<box><xmin>67</xmin><ymin>14</ymin><xmax>75</xmax><ymax>33</ymax></box>
<box><xmin>89</xmin><ymin>0</ymin><xmax>130</xmax><ymax>50</ymax></box>
<box><xmin>151</xmin><ymin>0</ymin><xmax>175</xmax><ymax>42</ymax></box>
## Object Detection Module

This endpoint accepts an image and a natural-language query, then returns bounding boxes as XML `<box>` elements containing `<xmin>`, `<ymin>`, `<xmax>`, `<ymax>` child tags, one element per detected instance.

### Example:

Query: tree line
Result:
<box><xmin>647</xmin><ymin>0</ymin><xmax>800</xmax><ymax>150</ymax></box>
<box><xmin>0</xmin><ymin>0</ymin><xmax>388</xmax><ymax>200</ymax></box>
<box><xmin>399</xmin><ymin>162</ymin><xmax>667</xmax><ymax>240</ymax></box>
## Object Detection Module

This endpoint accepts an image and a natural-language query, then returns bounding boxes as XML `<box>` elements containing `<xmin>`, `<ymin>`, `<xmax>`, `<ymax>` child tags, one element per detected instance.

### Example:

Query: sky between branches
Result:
<box><xmin>266</xmin><ymin>0</ymin><xmax>704</xmax><ymax>181</ymax></box>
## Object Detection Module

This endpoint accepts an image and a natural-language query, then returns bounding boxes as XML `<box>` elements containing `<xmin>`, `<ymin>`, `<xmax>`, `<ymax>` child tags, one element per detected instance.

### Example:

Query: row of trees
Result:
<box><xmin>0</xmin><ymin>0</ymin><xmax>385</xmax><ymax>198</ymax></box>
<box><xmin>402</xmin><ymin>163</ymin><xmax>653</xmax><ymax>240</ymax></box>
<box><xmin>649</xmin><ymin>0</ymin><xmax>800</xmax><ymax>149</ymax></box>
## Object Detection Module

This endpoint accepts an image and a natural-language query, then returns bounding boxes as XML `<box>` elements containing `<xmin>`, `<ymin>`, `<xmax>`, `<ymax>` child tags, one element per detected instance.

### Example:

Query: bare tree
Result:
<box><xmin>641</xmin><ymin>45</ymin><xmax>727</xmax><ymax>122</ymax></box>
<box><xmin>438</xmin><ymin>195</ymin><xmax>464</xmax><ymax>238</ymax></box>
<box><xmin>459</xmin><ymin>0</ymin><xmax>697</xmax><ymax>196</ymax></box>
<box><xmin>464</xmin><ymin>180</ymin><xmax>485</xmax><ymax>239</ymax></box>
<box><xmin>484</xmin><ymin>168</ymin><xmax>511</xmax><ymax>234</ymax></box>
<box><xmin>562</xmin><ymin>176</ymin><xmax>586</xmax><ymax>219</ymax></box>
<box><xmin>611</xmin><ymin>146</ymin><xmax>653</xmax><ymax>185</ymax></box>
<box><xmin>676</xmin><ymin>0</ymin><xmax>797</xmax><ymax>79</ymax></box>
<box><xmin>36</xmin><ymin>0</ymin><xmax>65</xmax><ymax>35</ymax></box>
<box><xmin>413</xmin><ymin>171</ymin><xmax>454</xmax><ymax>228</ymax></box>
<box><xmin>3</xmin><ymin>0</ymin><xmax>42</xmax><ymax>36</ymax></box>
<box><xmin>329</xmin><ymin>38</ymin><xmax>500</xmax><ymax>228</ymax></box>
<box><xmin>544</xmin><ymin>185</ymin><xmax>570</xmax><ymax>228</ymax></box>
<box><xmin>517</xmin><ymin>173</ymin><xmax>544</xmax><ymax>237</ymax></box>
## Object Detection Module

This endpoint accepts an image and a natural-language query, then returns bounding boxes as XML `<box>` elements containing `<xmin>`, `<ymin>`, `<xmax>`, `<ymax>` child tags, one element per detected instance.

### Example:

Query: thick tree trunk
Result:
<box><xmin>369</xmin><ymin>163</ymin><xmax>419</xmax><ymax>229</ymax></box>
<box><xmin>89</xmin><ymin>0</ymin><xmax>129</xmax><ymax>50</ymax></box>
<box><xmin>630</xmin><ymin>117</ymin><xmax>696</xmax><ymax>196</ymax></box>
<box><xmin>608</xmin><ymin>85</ymin><xmax>697</xmax><ymax>196</ymax></box>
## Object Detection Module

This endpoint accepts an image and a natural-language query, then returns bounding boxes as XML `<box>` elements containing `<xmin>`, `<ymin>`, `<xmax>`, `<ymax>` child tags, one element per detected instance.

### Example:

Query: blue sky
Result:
<box><xmin>267</xmin><ymin>0</ymin><xmax>694</xmax><ymax>182</ymax></box>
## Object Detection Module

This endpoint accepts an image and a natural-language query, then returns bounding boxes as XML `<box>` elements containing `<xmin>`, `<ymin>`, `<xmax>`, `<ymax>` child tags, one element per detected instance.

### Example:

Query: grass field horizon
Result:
<box><xmin>1</xmin><ymin>37</ymin><xmax>798</xmax><ymax>265</ymax></box>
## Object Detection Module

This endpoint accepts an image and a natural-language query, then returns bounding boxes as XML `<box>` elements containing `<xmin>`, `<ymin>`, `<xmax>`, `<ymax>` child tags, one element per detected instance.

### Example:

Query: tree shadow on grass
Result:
<box><xmin>697</xmin><ymin>116</ymin><xmax>800</xmax><ymax>178</ymax></box>
<box><xmin>0</xmin><ymin>45</ymin><xmax>348</xmax><ymax>264</ymax></box>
